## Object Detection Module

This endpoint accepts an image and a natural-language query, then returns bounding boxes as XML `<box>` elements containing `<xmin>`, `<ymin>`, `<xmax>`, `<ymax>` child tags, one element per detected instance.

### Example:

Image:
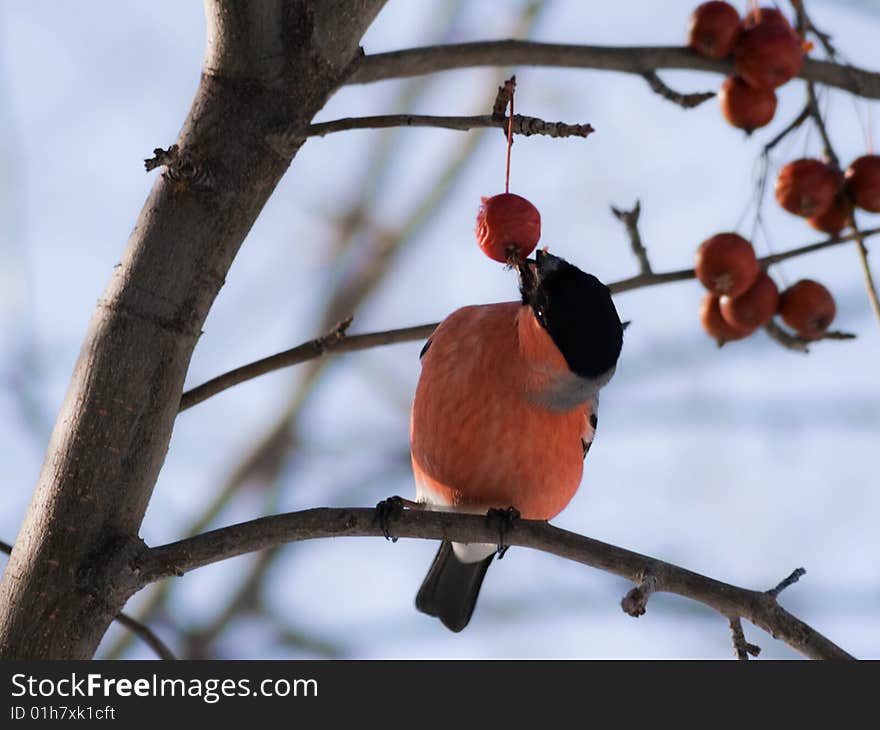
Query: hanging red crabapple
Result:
<box><xmin>475</xmin><ymin>193</ymin><xmax>542</xmax><ymax>263</ymax></box>
<box><xmin>695</xmin><ymin>233</ymin><xmax>761</xmax><ymax>298</ymax></box>
<box><xmin>700</xmin><ymin>293</ymin><xmax>755</xmax><ymax>344</ymax></box>
<box><xmin>775</xmin><ymin>159</ymin><xmax>840</xmax><ymax>218</ymax></box>
<box><xmin>719</xmin><ymin>76</ymin><xmax>777</xmax><ymax>132</ymax></box>
<box><xmin>719</xmin><ymin>271</ymin><xmax>779</xmax><ymax>331</ymax></box>
<box><xmin>733</xmin><ymin>20</ymin><xmax>803</xmax><ymax>89</ymax></box>
<box><xmin>844</xmin><ymin>154</ymin><xmax>880</xmax><ymax>213</ymax></box>
<box><xmin>808</xmin><ymin>193</ymin><xmax>853</xmax><ymax>235</ymax></box>
<box><xmin>688</xmin><ymin>2</ymin><xmax>741</xmax><ymax>59</ymax></box>
<box><xmin>779</xmin><ymin>279</ymin><xmax>837</xmax><ymax>339</ymax></box>
<box><xmin>475</xmin><ymin>76</ymin><xmax>542</xmax><ymax>264</ymax></box>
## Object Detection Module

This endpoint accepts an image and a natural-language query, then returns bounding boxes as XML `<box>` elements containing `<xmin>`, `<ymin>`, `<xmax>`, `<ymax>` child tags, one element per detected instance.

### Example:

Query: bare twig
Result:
<box><xmin>851</xmin><ymin>224</ymin><xmax>880</xmax><ymax>327</ymax></box>
<box><xmin>805</xmin><ymin>81</ymin><xmax>839</xmax><ymax>170</ymax></box>
<box><xmin>763</xmin><ymin>320</ymin><xmax>856</xmax><ymax>353</ymax></box>
<box><xmin>792</xmin><ymin>0</ymin><xmax>837</xmax><ymax>59</ymax></box>
<box><xmin>136</xmin><ymin>507</ymin><xmax>854</xmax><ymax>660</ymax></box>
<box><xmin>300</xmin><ymin>113</ymin><xmax>594</xmax><ymax>140</ymax></box>
<box><xmin>0</xmin><ymin>539</ymin><xmax>176</xmax><ymax>660</ymax></box>
<box><xmin>611</xmin><ymin>200</ymin><xmax>652</xmax><ymax>275</ymax></box>
<box><xmin>181</xmin><ymin>317</ymin><xmax>351</xmax><ymax>412</ymax></box>
<box><xmin>179</xmin><ymin>321</ymin><xmax>435</xmax><ymax>412</ymax></box>
<box><xmin>763</xmin><ymin>105</ymin><xmax>811</xmax><ymax>155</ymax></box>
<box><xmin>729</xmin><ymin>616</ymin><xmax>761</xmax><ymax>660</ymax></box>
<box><xmin>767</xmin><ymin>567</ymin><xmax>807</xmax><ymax>598</ymax></box>
<box><xmin>492</xmin><ymin>76</ymin><xmax>517</xmax><ymax>119</ymax></box>
<box><xmin>180</xmin><ymin>228</ymin><xmax>876</xmax><ymax>410</ymax></box>
<box><xmin>144</xmin><ymin>145</ymin><xmax>180</xmax><ymax>172</ymax></box>
<box><xmin>621</xmin><ymin>572</ymin><xmax>657</xmax><ymax>617</ymax></box>
<box><xmin>347</xmin><ymin>42</ymin><xmax>880</xmax><ymax>100</ymax></box>
<box><xmin>143</xmin><ymin>144</ymin><xmax>210</xmax><ymax>189</ymax></box>
<box><xmin>641</xmin><ymin>70</ymin><xmax>715</xmax><ymax>109</ymax></box>
<box><xmin>113</xmin><ymin>613</ymin><xmax>177</xmax><ymax>661</ymax></box>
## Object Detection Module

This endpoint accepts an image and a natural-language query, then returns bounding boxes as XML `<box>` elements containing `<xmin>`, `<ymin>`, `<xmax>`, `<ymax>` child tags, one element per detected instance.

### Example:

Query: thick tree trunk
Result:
<box><xmin>0</xmin><ymin>0</ymin><xmax>385</xmax><ymax>659</ymax></box>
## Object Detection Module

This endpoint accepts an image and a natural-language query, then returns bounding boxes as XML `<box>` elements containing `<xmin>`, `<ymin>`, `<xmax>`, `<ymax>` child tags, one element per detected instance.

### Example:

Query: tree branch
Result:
<box><xmin>300</xmin><ymin>113</ymin><xmax>594</xmax><ymax>139</ymax></box>
<box><xmin>347</xmin><ymin>41</ymin><xmax>880</xmax><ymax>100</ymax></box>
<box><xmin>136</xmin><ymin>507</ymin><xmax>854</xmax><ymax>660</ymax></box>
<box><xmin>179</xmin><ymin>320</ymin><xmax>436</xmax><ymax>412</ymax></box>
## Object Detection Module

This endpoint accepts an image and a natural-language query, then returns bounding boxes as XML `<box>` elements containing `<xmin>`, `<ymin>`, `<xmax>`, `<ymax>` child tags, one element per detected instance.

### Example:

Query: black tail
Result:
<box><xmin>415</xmin><ymin>541</ymin><xmax>494</xmax><ymax>632</ymax></box>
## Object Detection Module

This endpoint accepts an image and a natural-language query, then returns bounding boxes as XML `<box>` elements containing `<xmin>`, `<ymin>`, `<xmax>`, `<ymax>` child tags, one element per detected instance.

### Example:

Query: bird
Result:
<box><xmin>410</xmin><ymin>248</ymin><xmax>624</xmax><ymax>632</ymax></box>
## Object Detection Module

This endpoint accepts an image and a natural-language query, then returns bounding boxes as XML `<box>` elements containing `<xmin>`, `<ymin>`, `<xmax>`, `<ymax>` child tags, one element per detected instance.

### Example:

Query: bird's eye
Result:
<box><xmin>535</xmin><ymin>306</ymin><xmax>545</xmax><ymax>321</ymax></box>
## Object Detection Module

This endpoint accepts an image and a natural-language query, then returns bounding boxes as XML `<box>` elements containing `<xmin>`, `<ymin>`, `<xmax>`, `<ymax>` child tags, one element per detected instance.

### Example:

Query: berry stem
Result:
<box><xmin>505</xmin><ymin>82</ymin><xmax>514</xmax><ymax>194</ymax></box>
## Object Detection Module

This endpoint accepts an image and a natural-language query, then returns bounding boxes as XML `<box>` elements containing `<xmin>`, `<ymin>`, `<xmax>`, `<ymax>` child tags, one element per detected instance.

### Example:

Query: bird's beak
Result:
<box><xmin>517</xmin><ymin>257</ymin><xmax>538</xmax><ymax>301</ymax></box>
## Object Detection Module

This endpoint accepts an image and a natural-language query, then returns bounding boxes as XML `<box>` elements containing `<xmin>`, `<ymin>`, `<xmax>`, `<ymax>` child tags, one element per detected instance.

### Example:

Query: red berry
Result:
<box><xmin>720</xmin><ymin>271</ymin><xmax>779</xmax><ymax>331</ymax></box>
<box><xmin>700</xmin><ymin>293</ymin><xmax>754</xmax><ymax>344</ymax></box>
<box><xmin>688</xmin><ymin>2</ymin><xmax>741</xmax><ymax>59</ymax></box>
<box><xmin>475</xmin><ymin>193</ymin><xmax>541</xmax><ymax>263</ymax></box>
<box><xmin>779</xmin><ymin>280</ymin><xmax>837</xmax><ymax>339</ymax></box>
<box><xmin>808</xmin><ymin>193</ymin><xmax>853</xmax><ymax>235</ymax></box>
<box><xmin>695</xmin><ymin>233</ymin><xmax>761</xmax><ymax>298</ymax></box>
<box><xmin>775</xmin><ymin>159</ymin><xmax>840</xmax><ymax>218</ymax></box>
<box><xmin>734</xmin><ymin>22</ymin><xmax>803</xmax><ymax>89</ymax></box>
<box><xmin>719</xmin><ymin>76</ymin><xmax>777</xmax><ymax>133</ymax></box>
<box><xmin>742</xmin><ymin>7</ymin><xmax>792</xmax><ymax>30</ymax></box>
<box><xmin>844</xmin><ymin>154</ymin><xmax>880</xmax><ymax>213</ymax></box>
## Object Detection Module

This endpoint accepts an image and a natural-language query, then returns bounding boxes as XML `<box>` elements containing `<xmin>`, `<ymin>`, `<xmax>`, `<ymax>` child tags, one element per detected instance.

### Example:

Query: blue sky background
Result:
<box><xmin>1</xmin><ymin>0</ymin><xmax>878</xmax><ymax>659</ymax></box>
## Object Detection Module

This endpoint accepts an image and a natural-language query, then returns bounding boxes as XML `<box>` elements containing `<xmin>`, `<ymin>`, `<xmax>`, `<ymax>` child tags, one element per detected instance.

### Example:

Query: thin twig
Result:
<box><xmin>179</xmin><ymin>228</ymin><xmax>877</xmax><ymax>410</ymax></box>
<box><xmin>620</xmin><ymin>572</ymin><xmax>657</xmax><ymax>617</ymax></box>
<box><xmin>144</xmin><ymin>145</ymin><xmax>180</xmax><ymax>172</ymax></box>
<box><xmin>764</xmin><ymin>105</ymin><xmax>810</xmax><ymax>155</ymax></box>
<box><xmin>179</xmin><ymin>321</ymin><xmax>435</xmax><ymax>412</ymax></box>
<box><xmin>764</xmin><ymin>319</ymin><xmax>856</xmax><ymax>353</ymax></box>
<box><xmin>641</xmin><ymin>70</ymin><xmax>715</xmax><ymax>109</ymax></box>
<box><xmin>792</xmin><ymin>0</ymin><xmax>837</xmax><ymax>58</ymax></box>
<box><xmin>299</xmin><ymin>113</ymin><xmax>594</xmax><ymax>140</ymax></box>
<box><xmin>347</xmin><ymin>42</ymin><xmax>880</xmax><ymax>100</ymax></box>
<box><xmin>113</xmin><ymin>613</ymin><xmax>177</xmax><ymax>661</ymax></box>
<box><xmin>767</xmin><ymin>567</ymin><xmax>807</xmax><ymax>598</ymax></box>
<box><xmin>0</xmin><ymin>539</ymin><xmax>176</xmax><ymax>660</ymax></box>
<box><xmin>611</xmin><ymin>200</ymin><xmax>652</xmax><ymax>275</ymax></box>
<box><xmin>851</xmin><ymin>224</ymin><xmax>880</xmax><ymax>327</ymax></box>
<box><xmin>136</xmin><ymin>507</ymin><xmax>854</xmax><ymax>660</ymax></box>
<box><xmin>728</xmin><ymin>616</ymin><xmax>761</xmax><ymax>660</ymax></box>
<box><xmin>805</xmin><ymin>80</ymin><xmax>839</xmax><ymax>170</ymax></box>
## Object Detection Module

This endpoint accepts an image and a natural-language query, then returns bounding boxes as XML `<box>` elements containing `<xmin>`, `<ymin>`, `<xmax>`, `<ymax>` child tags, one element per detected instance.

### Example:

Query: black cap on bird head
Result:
<box><xmin>518</xmin><ymin>249</ymin><xmax>623</xmax><ymax>380</ymax></box>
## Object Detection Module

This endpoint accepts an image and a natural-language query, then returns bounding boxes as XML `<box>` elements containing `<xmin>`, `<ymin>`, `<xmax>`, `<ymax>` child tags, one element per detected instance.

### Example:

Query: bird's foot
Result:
<box><xmin>485</xmin><ymin>506</ymin><xmax>521</xmax><ymax>559</ymax></box>
<box><xmin>374</xmin><ymin>496</ymin><xmax>420</xmax><ymax>542</ymax></box>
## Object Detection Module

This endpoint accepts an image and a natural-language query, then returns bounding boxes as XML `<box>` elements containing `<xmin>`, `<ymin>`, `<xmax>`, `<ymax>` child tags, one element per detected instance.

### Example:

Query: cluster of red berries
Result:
<box><xmin>696</xmin><ymin>233</ymin><xmax>836</xmax><ymax>344</ymax></box>
<box><xmin>688</xmin><ymin>2</ymin><xmax>805</xmax><ymax>133</ymax></box>
<box><xmin>776</xmin><ymin>155</ymin><xmax>880</xmax><ymax>234</ymax></box>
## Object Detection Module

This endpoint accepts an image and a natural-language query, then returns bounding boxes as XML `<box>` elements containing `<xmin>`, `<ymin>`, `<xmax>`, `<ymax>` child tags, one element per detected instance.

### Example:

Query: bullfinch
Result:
<box><xmin>410</xmin><ymin>249</ymin><xmax>624</xmax><ymax>632</ymax></box>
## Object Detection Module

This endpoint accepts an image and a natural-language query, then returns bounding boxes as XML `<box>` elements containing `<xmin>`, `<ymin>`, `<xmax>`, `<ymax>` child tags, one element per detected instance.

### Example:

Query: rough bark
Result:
<box><xmin>0</xmin><ymin>0</ymin><xmax>385</xmax><ymax>660</ymax></box>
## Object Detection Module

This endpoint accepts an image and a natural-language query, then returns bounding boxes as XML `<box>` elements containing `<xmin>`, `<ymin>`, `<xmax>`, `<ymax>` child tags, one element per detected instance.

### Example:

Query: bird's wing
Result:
<box><xmin>581</xmin><ymin>396</ymin><xmax>599</xmax><ymax>459</ymax></box>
